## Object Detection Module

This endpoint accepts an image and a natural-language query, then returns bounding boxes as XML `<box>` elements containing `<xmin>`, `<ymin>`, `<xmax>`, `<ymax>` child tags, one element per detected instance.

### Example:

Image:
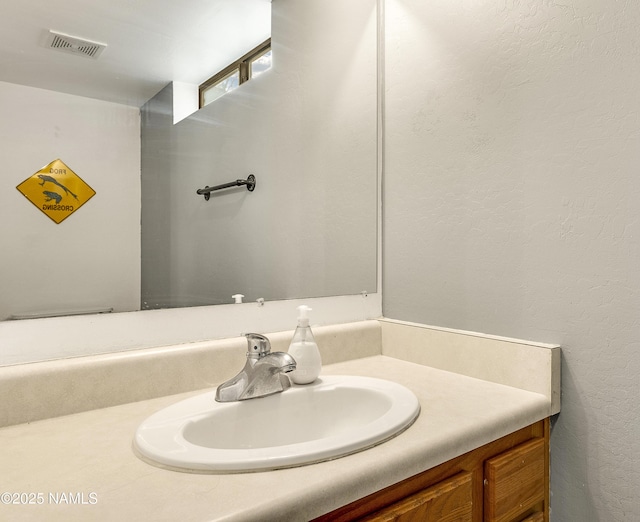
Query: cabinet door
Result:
<box><xmin>361</xmin><ymin>471</ymin><xmax>473</xmax><ymax>522</ymax></box>
<box><xmin>484</xmin><ymin>438</ymin><xmax>545</xmax><ymax>522</ymax></box>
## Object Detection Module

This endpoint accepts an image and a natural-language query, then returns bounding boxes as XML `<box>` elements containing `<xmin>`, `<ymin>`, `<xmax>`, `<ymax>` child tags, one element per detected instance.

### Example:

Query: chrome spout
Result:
<box><xmin>215</xmin><ymin>333</ymin><xmax>297</xmax><ymax>402</ymax></box>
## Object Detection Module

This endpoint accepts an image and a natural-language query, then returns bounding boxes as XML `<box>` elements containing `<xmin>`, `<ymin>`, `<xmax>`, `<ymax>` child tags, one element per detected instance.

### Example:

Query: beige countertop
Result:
<box><xmin>0</xmin><ymin>355</ymin><xmax>551</xmax><ymax>522</ymax></box>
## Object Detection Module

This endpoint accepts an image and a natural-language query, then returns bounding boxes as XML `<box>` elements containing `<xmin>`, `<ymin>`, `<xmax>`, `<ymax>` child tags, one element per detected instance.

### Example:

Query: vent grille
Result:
<box><xmin>45</xmin><ymin>31</ymin><xmax>107</xmax><ymax>59</ymax></box>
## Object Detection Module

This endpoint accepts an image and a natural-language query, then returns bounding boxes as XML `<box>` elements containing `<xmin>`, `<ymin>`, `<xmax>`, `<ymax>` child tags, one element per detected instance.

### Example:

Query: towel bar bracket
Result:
<box><xmin>197</xmin><ymin>174</ymin><xmax>256</xmax><ymax>201</ymax></box>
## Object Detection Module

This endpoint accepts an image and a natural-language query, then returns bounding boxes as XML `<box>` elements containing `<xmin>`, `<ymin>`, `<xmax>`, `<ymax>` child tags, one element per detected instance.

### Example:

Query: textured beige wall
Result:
<box><xmin>383</xmin><ymin>1</ymin><xmax>640</xmax><ymax>520</ymax></box>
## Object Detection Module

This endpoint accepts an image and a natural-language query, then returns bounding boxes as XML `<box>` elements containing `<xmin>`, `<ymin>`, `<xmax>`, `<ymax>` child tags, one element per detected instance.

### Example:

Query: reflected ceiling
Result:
<box><xmin>0</xmin><ymin>0</ymin><xmax>271</xmax><ymax>107</ymax></box>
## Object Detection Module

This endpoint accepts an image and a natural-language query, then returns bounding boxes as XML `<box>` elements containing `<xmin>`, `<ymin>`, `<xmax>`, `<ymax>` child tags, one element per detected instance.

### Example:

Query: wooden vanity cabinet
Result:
<box><xmin>358</xmin><ymin>471</ymin><xmax>473</xmax><ymax>522</ymax></box>
<box><xmin>484</xmin><ymin>437</ymin><xmax>546</xmax><ymax>522</ymax></box>
<box><xmin>312</xmin><ymin>419</ymin><xmax>549</xmax><ymax>522</ymax></box>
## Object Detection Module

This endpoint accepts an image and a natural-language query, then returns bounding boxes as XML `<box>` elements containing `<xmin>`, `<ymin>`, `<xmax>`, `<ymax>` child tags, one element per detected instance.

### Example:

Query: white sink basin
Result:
<box><xmin>134</xmin><ymin>375</ymin><xmax>420</xmax><ymax>473</ymax></box>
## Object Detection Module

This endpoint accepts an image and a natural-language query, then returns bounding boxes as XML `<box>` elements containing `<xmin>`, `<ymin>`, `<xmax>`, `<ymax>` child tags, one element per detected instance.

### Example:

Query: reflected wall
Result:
<box><xmin>142</xmin><ymin>0</ymin><xmax>378</xmax><ymax>309</ymax></box>
<box><xmin>0</xmin><ymin>81</ymin><xmax>140</xmax><ymax>321</ymax></box>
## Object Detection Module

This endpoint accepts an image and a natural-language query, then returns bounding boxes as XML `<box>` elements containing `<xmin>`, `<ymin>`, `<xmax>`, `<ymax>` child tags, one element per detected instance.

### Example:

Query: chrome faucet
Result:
<box><xmin>215</xmin><ymin>333</ymin><xmax>297</xmax><ymax>402</ymax></box>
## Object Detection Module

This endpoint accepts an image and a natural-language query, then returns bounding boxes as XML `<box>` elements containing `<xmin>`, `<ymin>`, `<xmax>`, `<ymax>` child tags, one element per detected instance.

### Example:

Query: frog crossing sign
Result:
<box><xmin>16</xmin><ymin>159</ymin><xmax>96</xmax><ymax>224</ymax></box>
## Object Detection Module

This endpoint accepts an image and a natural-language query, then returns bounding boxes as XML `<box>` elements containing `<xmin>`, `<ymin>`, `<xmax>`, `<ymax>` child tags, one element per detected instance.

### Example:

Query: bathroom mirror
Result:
<box><xmin>0</xmin><ymin>0</ymin><xmax>378</xmax><ymax>324</ymax></box>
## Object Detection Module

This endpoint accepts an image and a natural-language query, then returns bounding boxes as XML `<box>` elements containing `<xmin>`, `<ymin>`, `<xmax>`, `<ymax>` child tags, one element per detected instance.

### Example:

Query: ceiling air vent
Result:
<box><xmin>45</xmin><ymin>30</ymin><xmax>107</xmax><ymax>59</ymax></box>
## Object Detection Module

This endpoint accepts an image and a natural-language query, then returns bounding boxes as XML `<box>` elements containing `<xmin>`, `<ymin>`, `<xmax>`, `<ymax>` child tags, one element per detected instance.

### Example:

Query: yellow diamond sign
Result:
<box><xmin>16</xmin><ymin>159</ymin><xmax>96</xmax><ymax>224</ymax></box>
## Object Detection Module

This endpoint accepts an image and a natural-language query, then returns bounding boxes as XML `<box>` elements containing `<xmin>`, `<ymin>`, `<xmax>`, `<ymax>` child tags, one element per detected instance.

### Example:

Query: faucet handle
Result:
<box><xmin>245</xmin><ymin>333</ymin><xmax>271</xmax><ymax>359</ymax></box>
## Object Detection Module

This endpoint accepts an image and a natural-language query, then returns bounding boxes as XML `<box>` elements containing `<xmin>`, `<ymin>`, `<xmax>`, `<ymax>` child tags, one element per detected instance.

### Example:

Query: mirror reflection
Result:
<box><xmin>1</xmin><ymin>0</ymin><xmax>378</xmax><ymax>321</ymax></box>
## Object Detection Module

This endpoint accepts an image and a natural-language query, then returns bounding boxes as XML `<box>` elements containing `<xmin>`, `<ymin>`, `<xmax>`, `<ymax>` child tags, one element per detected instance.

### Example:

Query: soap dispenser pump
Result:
<box><xmin>288</xmin><ymin>305</ymin><xmax>322</xmax><ymax>384</ymax></box>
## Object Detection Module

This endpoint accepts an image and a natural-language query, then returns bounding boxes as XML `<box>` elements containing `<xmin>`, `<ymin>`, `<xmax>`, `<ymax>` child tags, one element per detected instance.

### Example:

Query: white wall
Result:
<box><xmin>0</xmin><ymin>81</ymin><xmax>141</xmax><ymax>320</ymax></box>
<box><xmin>383</xmin><ymin>1</ymin><xmax>640</xmax><ymax>520</ymax></box>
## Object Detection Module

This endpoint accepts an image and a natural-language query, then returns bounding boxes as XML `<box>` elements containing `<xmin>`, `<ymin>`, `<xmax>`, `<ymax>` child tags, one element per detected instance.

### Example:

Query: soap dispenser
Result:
<box><xmin>288</xmin><ymin>305</ymin><xmax>322</xmax><ymax>384</ymax></box>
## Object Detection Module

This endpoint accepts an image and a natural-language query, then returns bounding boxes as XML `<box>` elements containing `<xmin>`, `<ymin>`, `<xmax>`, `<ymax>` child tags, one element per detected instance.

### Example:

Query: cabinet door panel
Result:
<box><xmin>484</xmin><ymin>438</ymin><xmax>545</xmax><ymax>522</ymax></box>
<box><xmin>362</xmin><ymin>471</ymin><xmax>473</xmax><ymax>522</ymax></box>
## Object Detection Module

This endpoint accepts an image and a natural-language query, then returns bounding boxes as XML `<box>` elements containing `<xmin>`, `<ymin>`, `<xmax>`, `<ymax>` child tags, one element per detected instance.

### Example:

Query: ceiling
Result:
<box><xmin>0</xmin><ymin>0</ymin><xmax>271</xmax><ymax>107</ymax></box>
